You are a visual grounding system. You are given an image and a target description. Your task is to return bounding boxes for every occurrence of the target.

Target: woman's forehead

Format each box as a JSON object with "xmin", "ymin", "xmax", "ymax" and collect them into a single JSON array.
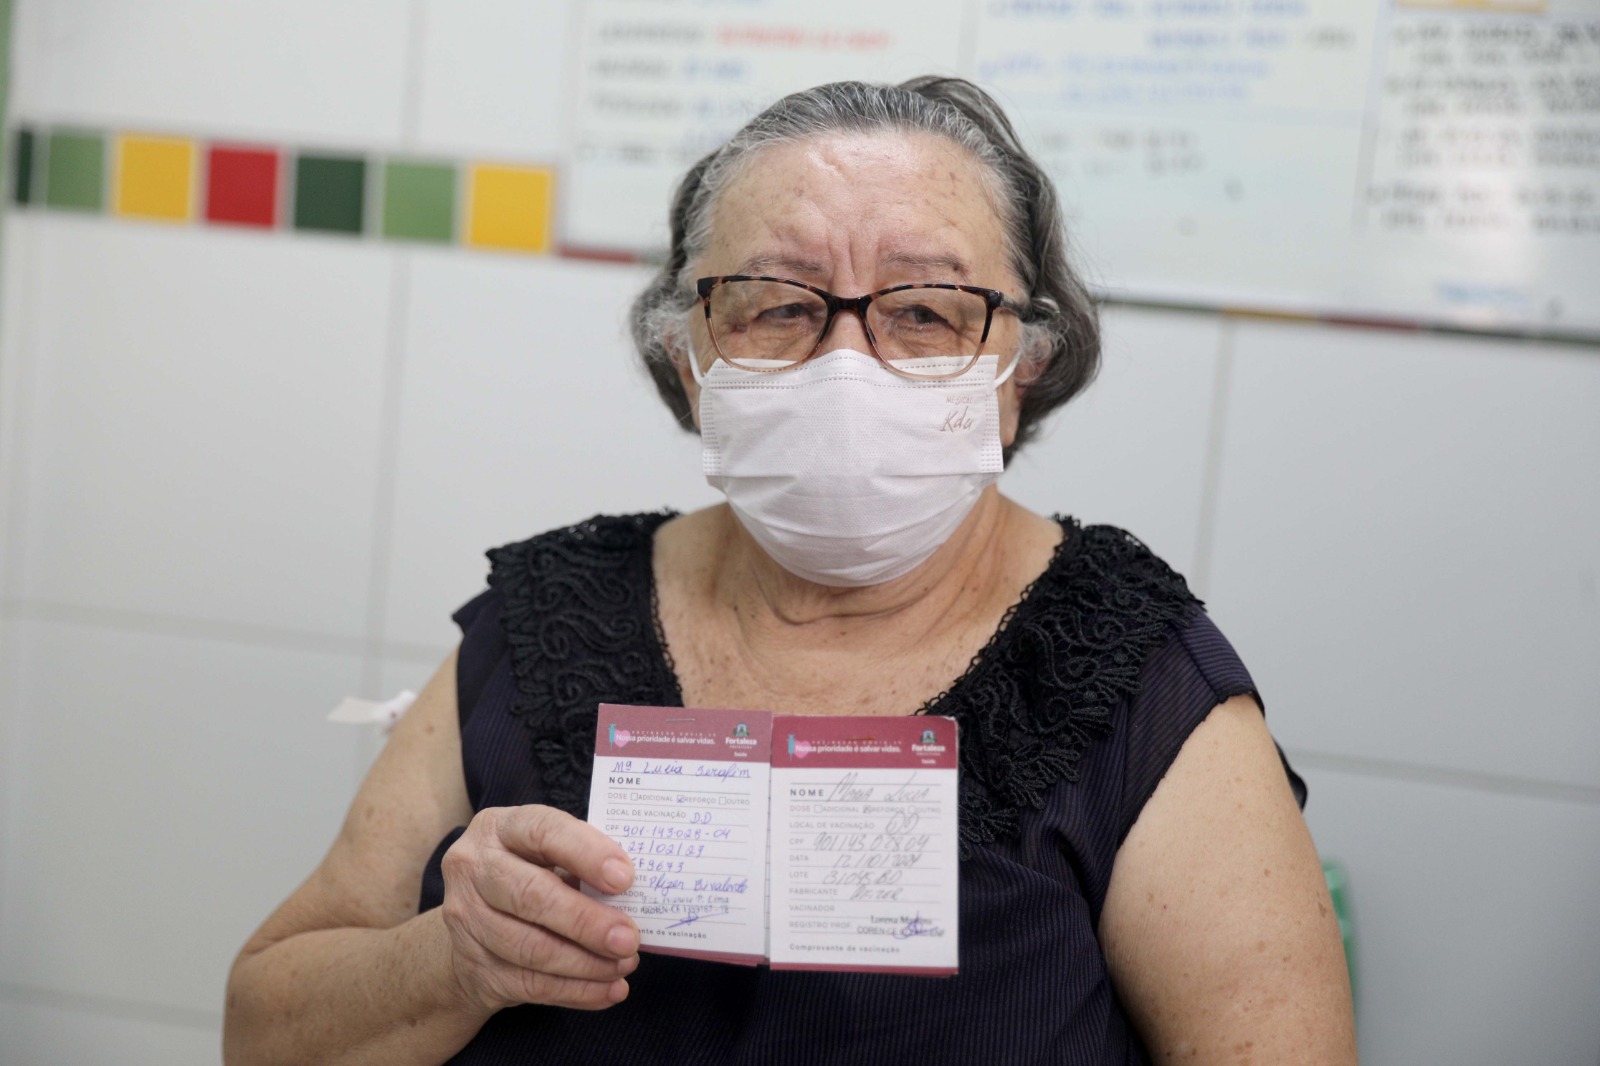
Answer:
[{"xmin": 705, "ymin": 132, "xmax": 1007, "ymax": 279}]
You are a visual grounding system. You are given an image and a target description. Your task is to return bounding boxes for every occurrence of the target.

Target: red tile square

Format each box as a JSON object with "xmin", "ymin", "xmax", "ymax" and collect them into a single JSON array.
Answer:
[{"xmin": 205, "ymin": 145, "xmax": 279, "ymax": 227}]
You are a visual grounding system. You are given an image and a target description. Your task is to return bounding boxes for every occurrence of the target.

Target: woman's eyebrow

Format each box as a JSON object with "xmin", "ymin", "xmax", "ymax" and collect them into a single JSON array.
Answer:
[
  {"xmin": 732, "ymin": 252, "xmax": 972, "ymax": 280},
  {"xmin": 882, "ymin": 251, "xmax": 971, "ymax": 278},
  {"xmin": 733, "ymin": 254, "xmax": 828, "ymax": 277}
]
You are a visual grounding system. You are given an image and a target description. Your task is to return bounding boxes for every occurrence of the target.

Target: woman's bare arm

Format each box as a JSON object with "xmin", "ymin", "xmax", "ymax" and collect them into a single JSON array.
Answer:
[
  {"xmin": 223, "ymin": 649, "xmax": 641, "ymax": 1066},
  {"xmin": 223, "ymin": 649, "xmax": 486, "ymax": 1064},
  {"xmin": 1100, "ymin": 695, "xmax": 1357, "ymax": 1065}
]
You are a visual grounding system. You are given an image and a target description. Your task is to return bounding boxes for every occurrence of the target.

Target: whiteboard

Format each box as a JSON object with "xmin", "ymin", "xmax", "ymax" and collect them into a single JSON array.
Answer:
[{"xmin": 561, "ymin": 0, "xmax": 1600, "ymax": 340}]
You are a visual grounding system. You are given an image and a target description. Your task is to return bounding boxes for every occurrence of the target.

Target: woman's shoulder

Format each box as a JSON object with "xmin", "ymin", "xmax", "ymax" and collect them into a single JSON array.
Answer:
[
  {"xmin": 941, "ymin": 515, "xmax": 1203, "ymax": 851},
  {"xmin": 482, "ymin": 511, "xmax": 679, "ymax": 590},
  {"xmin": 1023, "ymin": 516, "xmax": 1202, "ymax": 658},
  {"xmin": 1051, "ymin": 518, "xmax": 1194, "ymax": 599},
  {"xmin": 1034, "ymin": 517, "xmax": 1266, "ymax": 763},
  {"xmin": 450, "ymin": 512, "xmax": 679, "ymax": 706}
]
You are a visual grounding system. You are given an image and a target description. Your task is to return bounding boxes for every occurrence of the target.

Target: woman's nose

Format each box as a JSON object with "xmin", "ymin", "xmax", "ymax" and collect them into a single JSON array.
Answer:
[{"xmin": 816, "ymin": 307, "xmax": 874, "ymax": 357}]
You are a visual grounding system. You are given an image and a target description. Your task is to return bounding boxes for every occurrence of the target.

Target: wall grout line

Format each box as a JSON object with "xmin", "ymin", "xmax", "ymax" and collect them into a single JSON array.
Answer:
[
  {"xmin": 1286, "ymin": 749, "xmax": 1600, "ymax": 807},
  {"xmin": 957, "ymin": 0, "xmax": 982, "ymax": 75},
  {"xmin": 354, "ymin": 251, "xmax": 416, "ymax": 784},
  {"xmin": 1, "ymin": 212, "xmax": 41, "ymax": 600},
  {"xmin": 400, "ymin": 0, "xmax": 427, "ymax": 151},
  {"xmin": 359, "ymin": 254, "xmax": 413, "ymax": 701},
  {"xmin": 386, "ymin": 638, "xmax": 454, "ymax": 665},
  {"xmin": 0, "ymin": 597, "xmax": 451, "ymax": 665},
  {"xmin": 1189, "ymin": 316, "xmax": 1235, "ymax": 600},
  {"xmin": 0, "ymin": 981, "xmax": 221, "ymax": 1032},
  {"xmin": 0, "ymin": 0, "xmax": 30, "ymax": 953},
  {"xmin": 0, "ymin": 597, "xmax": 368, "ymax": 657}
]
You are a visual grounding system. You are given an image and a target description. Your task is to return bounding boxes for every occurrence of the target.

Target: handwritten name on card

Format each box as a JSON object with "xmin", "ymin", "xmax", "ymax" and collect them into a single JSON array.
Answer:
[
  {"xmin": 584, "ymin": 706, "xmax": 771, "ymax": 965},
  {"xmin": 768, "ymin": 715, "xmax": 959, "ymax": 975}
]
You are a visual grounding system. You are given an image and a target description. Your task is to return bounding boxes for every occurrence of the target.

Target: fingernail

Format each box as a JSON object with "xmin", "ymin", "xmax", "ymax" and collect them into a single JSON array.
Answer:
[
  {"xmin": 608, "ymin": 978, "xmax": 630, "ymax": 1004},
  {"xmin": 607, "ymin": 924, "xmax": 638, "ymax": 956},
  {"xmin": 602, "ymin": 857, "xmax": 632, "ymax": 892},
  {"xmin": 618, "ymin": 954, "xmax": 640, "ymax": 975}
]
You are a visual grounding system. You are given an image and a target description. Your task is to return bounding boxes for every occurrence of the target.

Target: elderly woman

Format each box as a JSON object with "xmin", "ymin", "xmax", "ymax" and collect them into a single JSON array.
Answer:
[{"xmin": 224, "ymin": 77, "xmax": 1355, "ymax": 1064}]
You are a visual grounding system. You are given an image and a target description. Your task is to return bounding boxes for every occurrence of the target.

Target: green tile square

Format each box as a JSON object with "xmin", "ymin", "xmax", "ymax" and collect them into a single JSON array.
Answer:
[
  {"xmin": 45, "ymin": 130, "xmax": 105, "ymax": 211},
  {"xmin": 382, "ymin": 160, "xmax": 455, "ymax": 243},
  {"xmin": 293, "ymin": 154, "xmax": 366, "ymax": 234},
  {"xmin": 12, "ymin": 128, "xmax": 35, "ymax": 205}
]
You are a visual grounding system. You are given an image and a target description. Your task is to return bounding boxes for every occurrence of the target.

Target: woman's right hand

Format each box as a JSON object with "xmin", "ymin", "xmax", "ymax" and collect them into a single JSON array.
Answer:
[{"xmin": 438, "ymin": 804, "xmax": 640, "ymax": 1012}]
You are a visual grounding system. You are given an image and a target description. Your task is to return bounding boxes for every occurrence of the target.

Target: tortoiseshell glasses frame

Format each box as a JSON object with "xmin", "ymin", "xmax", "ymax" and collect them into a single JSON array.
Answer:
[{"xmin": 694, "ymin": 274, "xmax": 1028, "ymax": 381}]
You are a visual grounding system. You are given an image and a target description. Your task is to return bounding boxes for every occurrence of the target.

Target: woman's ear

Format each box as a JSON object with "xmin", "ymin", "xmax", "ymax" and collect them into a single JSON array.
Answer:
[{"xmin": 1012, "ymin": 330, "xmax": 1051, "ymax": 390}]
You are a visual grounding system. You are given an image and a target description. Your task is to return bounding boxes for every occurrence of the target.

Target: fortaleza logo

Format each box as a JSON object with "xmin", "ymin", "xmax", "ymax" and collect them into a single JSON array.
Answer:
[
  {"xmin": 912, "ymin": 728, "xmax": 947, "ymax": 754},
  {"xmin": 786, "ymin": 735, "xmax": 915, "ymax": 758},
  {"xmin": 606, "ymin": 724, "xmax": 717, "ymax": 748},
  {"xmin": 725, "ymin": 722, "xmax": 758, "ymax": 749}
]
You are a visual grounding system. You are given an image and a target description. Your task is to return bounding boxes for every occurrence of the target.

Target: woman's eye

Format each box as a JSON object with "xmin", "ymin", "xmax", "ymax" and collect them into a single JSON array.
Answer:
[
  {"xmin": 755, "ymin": 303, "xmax": 817, "ymax": 324},
  {"xmin": 897, "ymin": 304, "xmax": 954, "ymax": 329}
]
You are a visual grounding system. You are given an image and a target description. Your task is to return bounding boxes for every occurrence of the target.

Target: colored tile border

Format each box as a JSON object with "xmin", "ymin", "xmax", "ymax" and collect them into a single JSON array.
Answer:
[
  {"xmin": 293, "ymin": 153, "xmax": 367, "ymax": 236},
  {"xmin": 44, "ymin": 128, "xmax": 105, "ymax": 211},
  {"xmin": 115, "ymin": 134, "xmax": 197, "ymax": 222},
  {"xmin": 206, "ymin": 144, "xmax": 280, "ymax": 228},
  {"xmin": 466, "ymin": 164, "xmax": 553, "ymax": 254},
  {"xmin": 382, "ymin": 159, "xmax": 456, "ymax": 243},
  {"xmin": 6, "ymin": 122, "xmax": 567, "ymax": 259},
  {"xmin": 11, "ymin": 126, "xmax": 34, "ymax": 205}
]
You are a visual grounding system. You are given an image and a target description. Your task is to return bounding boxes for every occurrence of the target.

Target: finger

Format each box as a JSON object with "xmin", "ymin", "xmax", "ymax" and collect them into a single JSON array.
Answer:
[
  {"xmin": 477, "ymin": 848, "xmax": 640, "ymax": 959},
  {"xmin": 512, "ymin": 970, "xmax": 631, "ymax": 1012},
  {"xmin": 472, "ymin": 902, "xmax": 641, "ymax": 982},
  {"xmin": 495, "ymin": 806, "xmax": 634, "ymax": 895}
]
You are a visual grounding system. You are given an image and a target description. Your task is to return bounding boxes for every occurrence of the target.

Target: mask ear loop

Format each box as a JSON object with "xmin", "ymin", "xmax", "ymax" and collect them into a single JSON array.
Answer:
[{"xmin": 992, "ymin": 354, "xmax": 1018, "ymax": 388}]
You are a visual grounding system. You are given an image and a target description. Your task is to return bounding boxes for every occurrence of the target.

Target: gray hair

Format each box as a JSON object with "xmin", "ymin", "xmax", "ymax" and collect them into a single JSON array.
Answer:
[{"xmin": 628, "ymin": 76, "xmax": 1100, "ymax": 458}]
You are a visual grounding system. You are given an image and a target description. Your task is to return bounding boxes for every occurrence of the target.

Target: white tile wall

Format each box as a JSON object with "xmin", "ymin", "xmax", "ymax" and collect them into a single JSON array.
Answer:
[
  {"xmin": 5, "ymin": 217, "xmax": 393, "ymax": 640},
  {"xmin": 10, "ymin": 0, "xmax": 410, "ymax": 145},
  {"xmin": 379, "ymin": 251, "xmax": 715, "ymax": 653},
  {"xmin": 0, "ymin": 998, "xmax": 219, "ymax": 1066},
  {"xmin": 414, "ymin": 0, "xmax": 578, "ymax": 159},
  {"xmin": 0, "ymin": 617, "xmax": 366, "ymax": 1014},
  {"xmin": 1208, "ymin": 320, "xmax": 1600, "ymax": 790},
  {"xmin": 0, "ymin": 214, "xmax": 41, "ymax": 593},
  {"xmin": 1004, "ymin": 304, "xmax": 1223, "ymax": 583},
  {"xmin": 1301, "ymin": 764, "xmax": 1600, "ymax": 1065}
]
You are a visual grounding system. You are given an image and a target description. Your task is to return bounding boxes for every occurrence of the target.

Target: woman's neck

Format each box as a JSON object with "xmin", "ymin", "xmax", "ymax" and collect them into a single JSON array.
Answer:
[{"xmin": 704, "ymin": 487, "xmax": 1053, "ymax": 646}]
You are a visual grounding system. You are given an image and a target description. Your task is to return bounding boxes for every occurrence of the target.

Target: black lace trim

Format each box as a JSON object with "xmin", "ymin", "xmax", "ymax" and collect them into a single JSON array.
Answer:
[
  {"xmin": 487, "ymin": 512, "xmax": 1198, "ymax": 857},
  {"xmin": 916, "ymin": 521, "xmax": 1200, "ymax": 854},
  {"xmin": 487, "ymin": 512, "xmax": 680, "ymax": 821}
]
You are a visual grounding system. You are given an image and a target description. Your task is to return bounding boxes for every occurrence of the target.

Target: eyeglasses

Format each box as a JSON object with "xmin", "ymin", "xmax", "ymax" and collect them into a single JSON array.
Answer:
[{"xmin": 693, "ymin": 275, "xmax": 1027, "ymax": 381}]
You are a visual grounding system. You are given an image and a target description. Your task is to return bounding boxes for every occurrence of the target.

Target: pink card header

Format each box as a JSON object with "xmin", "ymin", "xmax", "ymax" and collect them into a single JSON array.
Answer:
[
  {"xmin": 595, "ymin": 704, "xmax": 772, "ymax": 762},
  {"xmin": 770, "ymin": 715, "xmax": 958, "ymax": 770}
]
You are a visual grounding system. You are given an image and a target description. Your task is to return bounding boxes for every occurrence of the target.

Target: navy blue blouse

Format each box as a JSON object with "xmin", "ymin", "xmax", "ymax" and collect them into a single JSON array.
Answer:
[{"xmin": 419, "ymin": 513, "xmax": 1305, "ymax": 1065}]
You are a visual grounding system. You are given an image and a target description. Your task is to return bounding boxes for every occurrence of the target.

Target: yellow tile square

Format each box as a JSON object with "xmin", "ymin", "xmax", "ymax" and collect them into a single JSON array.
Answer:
[
  {"xmin": 116, "ymin": 135, "xmax": 196, "ymax": 221},
  {"xmin": 466, "ymin": 164, "xmax": 553, "ymax": 253}
]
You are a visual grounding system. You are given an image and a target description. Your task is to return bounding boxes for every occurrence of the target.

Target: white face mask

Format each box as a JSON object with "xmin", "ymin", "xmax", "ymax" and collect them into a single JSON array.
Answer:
[{"xmin": 697, "ymin": 349, "xmax": 1014, "ymax": 587}]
